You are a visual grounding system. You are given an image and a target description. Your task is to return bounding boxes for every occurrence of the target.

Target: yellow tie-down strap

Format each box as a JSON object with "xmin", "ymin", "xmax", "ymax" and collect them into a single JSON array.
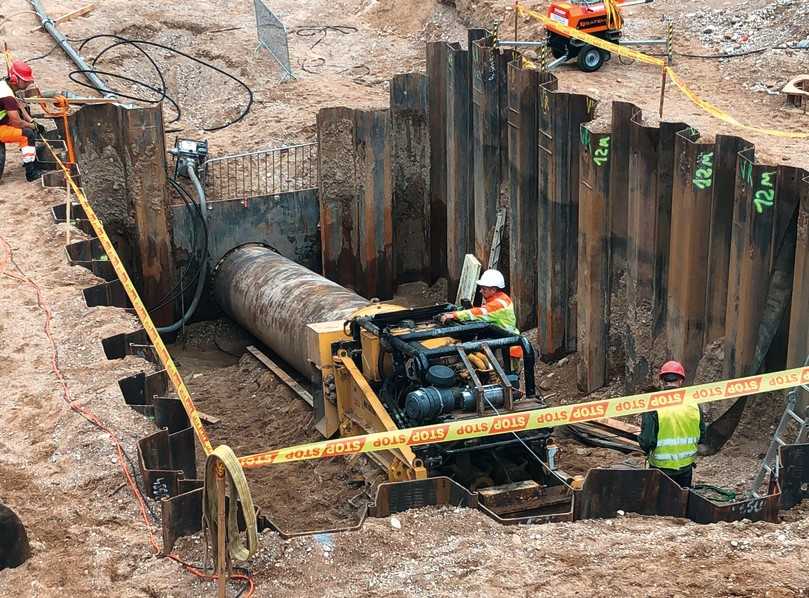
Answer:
[
  {"xmin": 516, "ymin": 5, "xmax": 809, "ymax": 139},
  {"xmin": 237, "ymin": 366, "xmax": 809, "ymax": 469},
  {"xmin": 44, "ymin": 139, "xmax": 214, "ymax": 456}
]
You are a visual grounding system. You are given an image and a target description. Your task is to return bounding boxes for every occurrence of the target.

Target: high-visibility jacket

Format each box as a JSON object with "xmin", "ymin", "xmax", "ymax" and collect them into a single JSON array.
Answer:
[
  {"xmin": 452, "ymin": 291, "xmax": 523, "ymax": 358},
  {"xmin": 0, "ymin": 80, "xmax": 15, "ymax": 123},
  {"xmin": 647, "ymin": 402, "xmax": 701, "ymax": 470}
]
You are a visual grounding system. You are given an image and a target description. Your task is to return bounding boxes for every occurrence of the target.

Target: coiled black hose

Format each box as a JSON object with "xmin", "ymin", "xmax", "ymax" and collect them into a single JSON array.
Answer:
[{"xmin": 61, "ymin": 34, "xmax": 253, "ymax": 131}]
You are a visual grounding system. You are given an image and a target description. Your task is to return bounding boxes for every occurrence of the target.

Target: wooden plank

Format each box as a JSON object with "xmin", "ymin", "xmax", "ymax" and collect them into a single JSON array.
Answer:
[
  {"xmin": 507, "ymin": 62, "xmax": 539, "ymax": 331},
  {"xmin": 197, "ymin": 411, "xmax": 221, "ymax": 425},
  {"xmin": 704, "ymin": 135, "xmax": 749, "ymax": 343},
  {"xmin": 445, "ymin": 42, "xmax": 475, "ymax": 301},
  {"xmin": 666, "ymin": 129, "xmax": 715, "ymax": 381},
  {"xmin": 29, "ymin": 3, "xmax": 96, "ymax": 33},
  {"xmin": 593, "ymin": 417, "xmax": 641, "ymax": 437},
  {"xmin": 390, "ymin": 73, "xmax": 430, "ymax": 284},
  {"xmin": 456, "ymin": 254, "xmax": 482, "ymax": 306},
  {"xmin": 624, "ymin": 114, "xmax": 660, "ymax": 390},
  {"xmin": 427, "ymin": 42, "xmax": 449, "ymax": 283},
  {"xmin": 246, "ymin": 345, "xmax": 314, "ymax": 407},
  {"xmin": 577, "ymin": 125, "xmax": 611, "ymax": 392}
]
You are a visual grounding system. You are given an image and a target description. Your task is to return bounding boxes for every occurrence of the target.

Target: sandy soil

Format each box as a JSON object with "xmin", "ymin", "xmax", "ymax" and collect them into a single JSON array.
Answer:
[
  {"xmin": 171, "ymin": 321, "xmax": 382, "ymax": 534},
  {"xmin": 0, "ymin": 0, "xmax": 807, "ymax": 596}
]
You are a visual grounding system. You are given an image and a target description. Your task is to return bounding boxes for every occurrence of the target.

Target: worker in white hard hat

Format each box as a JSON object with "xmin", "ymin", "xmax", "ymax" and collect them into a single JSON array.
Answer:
[{"xmin": 440, "ymin": 269, "xmax": 523, "ymax": 364}]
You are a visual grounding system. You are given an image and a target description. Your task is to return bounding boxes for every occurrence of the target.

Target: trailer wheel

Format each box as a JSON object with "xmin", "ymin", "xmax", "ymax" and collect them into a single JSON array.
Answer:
[
  {"xmin": 577, "ymin": 45, "xmax": 606, "ymax": 72},
  {"xmin": 0, "ymin": 144, "xmax": 6, "ymax": 180}
]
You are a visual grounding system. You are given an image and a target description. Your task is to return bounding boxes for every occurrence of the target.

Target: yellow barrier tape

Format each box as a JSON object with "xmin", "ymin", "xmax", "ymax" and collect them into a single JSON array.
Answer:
[
  {"xmin": 516, "ymin": 4, "xmax": 664, "ymax": 67},
  {"xmin": 665, "ymin": 67, "xmax": 809, "ymax": 139},
  {"xmin": 238, "ymin": 366, "xmax": 809, "ymax": 469},
  {"xmin": 44, "ymin": 140, "xmax": 214, "ymax": 455},
  {"xmin": 516, "ymin": 4, "xmax": 809, "ymax": 139}
]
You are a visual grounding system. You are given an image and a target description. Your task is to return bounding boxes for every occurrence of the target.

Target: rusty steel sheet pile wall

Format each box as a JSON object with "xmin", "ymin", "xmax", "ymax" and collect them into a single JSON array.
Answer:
[
  {"xmin": 318, "ymin": 107, "xmax": 393, "ymax": 300},
  {"xmin": 704, "ymin": 135, "xmax": 751, "ymax": 344},
  {"xmin": 577, "ymin": 124, "xmax": 612, "ymax": 392},
  {"xmin": 506, "ymin": 62, "xmax": 539, "ymax": 331},
  {"xmin": 426, "ymin": 41, "xmax": 449, "ymax": 283},
  {"xmin": 723, "ymin": 150, "xmax": 800, "ymax": 379},
  {"xmin": 317, "ymin": 32, "xmax": 808, "ymax": 399},
  {"xmin": 666, "ymin": 128, "xmax": 716, "ymax": 380},
  {"xmin": 69, "ymin": 103, "xmax": 176, "ymax": 326},
  {"xmin": 445, "ymin": 41, "xmax": 475, "ymax": 301},
  {"xmin": 471, "ymin": 37, "xmax": 514, "ymax": 268},
  {"xmin": 391, "ymin": 73, "xmax": 430, "ymax": 283},
  {"xmin": 624, "ymin": 111, "xmax": 662, "ymax": 390},
  {"xmin": 534, "ymin": 74, "xmax": 596, "ymax": 359},
  {"xmin": 787, "ymin": 175, "xmax": 809, "ymax": 392}
]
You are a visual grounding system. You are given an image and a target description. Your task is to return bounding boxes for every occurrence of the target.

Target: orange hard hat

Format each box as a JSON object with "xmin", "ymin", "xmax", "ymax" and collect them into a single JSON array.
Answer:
[
  {"xmin": 9, "ymin": 60, "xmax": 34, "ymax": 83},
  {"xmin": 660, "ymin": 360, "xmax": 685, "ymax": 379}
]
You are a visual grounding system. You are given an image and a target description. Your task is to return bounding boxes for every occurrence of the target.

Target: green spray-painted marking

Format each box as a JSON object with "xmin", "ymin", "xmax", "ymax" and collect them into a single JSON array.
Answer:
[
  {"xmin": 753, "ymin": 171, "xmax": 777, "ymax": 214},
  {"xmin": 692, "ymin": 151, "xmax": 714, "ymax": 190},
  {"xmin": 592, "ymin": 136, "xmax": 610, "ymax": 167},
  {"xmin": 580, "ymin": 127, "xmax": 591, "ymax": 150},
  {"xmin": 739, "ymin": 160, "xmax": 753, "ymax": 186}
]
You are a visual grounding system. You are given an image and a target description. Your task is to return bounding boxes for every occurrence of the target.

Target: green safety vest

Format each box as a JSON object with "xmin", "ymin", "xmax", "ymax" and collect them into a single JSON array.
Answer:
[
  {"xmin": 0, "ymin": 80, "xmax": 15, "ymax": 122},
  {"xmin": 454, "ymin": 291, "xmax": 519, "ymax": 334},
  {"xmin": 648, "ymin": 402, "xmax": 700, "ymax": 470}
]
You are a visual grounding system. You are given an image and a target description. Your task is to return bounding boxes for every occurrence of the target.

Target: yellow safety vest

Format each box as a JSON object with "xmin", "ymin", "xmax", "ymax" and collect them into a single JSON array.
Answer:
[{"xmin": 648, "ymin": 402, "xmax": 700, "ymax": 470}]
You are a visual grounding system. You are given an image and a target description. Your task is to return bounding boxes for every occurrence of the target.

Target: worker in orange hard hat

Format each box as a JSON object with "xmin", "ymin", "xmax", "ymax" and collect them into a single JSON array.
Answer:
[
  {"xmin": 638, "ymin": 360, "xmax": 705, "ymax": 488},
  {"xmin": 1, "ymin": 59, "xmax": 44, "ymax": 181}
]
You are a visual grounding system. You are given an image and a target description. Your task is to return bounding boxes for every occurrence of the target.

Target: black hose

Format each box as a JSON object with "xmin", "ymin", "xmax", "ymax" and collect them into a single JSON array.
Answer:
[
  {"xmin": 147, "ymin": 179, "xmax": 208, "ymax": 314},
  {"xmin": 292, "ymin": 25, "xmax": 358, "ymax": 50},
  {"xmin": 75, "ymin": 34, "xmax": 253, "ymax": 131},
  {"xmin": 68, "ymin": 69, "xmax": 182, "ymax": 121}
]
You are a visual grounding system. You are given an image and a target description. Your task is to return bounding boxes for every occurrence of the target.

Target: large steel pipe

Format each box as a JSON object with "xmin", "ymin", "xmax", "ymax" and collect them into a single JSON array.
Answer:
[{"xmin": 214, "ymin": 245, "xmax": 368, "ymax": 377}]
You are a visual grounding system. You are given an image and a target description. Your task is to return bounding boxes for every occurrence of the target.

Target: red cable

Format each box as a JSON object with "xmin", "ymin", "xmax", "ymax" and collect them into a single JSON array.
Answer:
[{"xmin": 0, "ymin": 236, "xmax": 254, "ymax": 596}]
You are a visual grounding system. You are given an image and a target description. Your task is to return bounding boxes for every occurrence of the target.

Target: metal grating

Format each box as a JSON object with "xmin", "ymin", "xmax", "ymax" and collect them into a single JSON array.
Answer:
[{"xmin": 203, "ymin": 143, "xmax": 318, "ymax": 202}]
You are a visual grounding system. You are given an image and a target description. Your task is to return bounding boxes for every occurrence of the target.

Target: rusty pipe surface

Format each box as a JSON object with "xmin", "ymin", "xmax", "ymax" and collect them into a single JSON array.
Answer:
[{"xmin": 214, "ymin": 245, "xmax": 368, "ymax": 377}]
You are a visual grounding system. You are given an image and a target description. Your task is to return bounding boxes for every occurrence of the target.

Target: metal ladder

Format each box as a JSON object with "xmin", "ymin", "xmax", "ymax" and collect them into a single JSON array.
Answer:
[{"xmin": 751, "ymin": 386, "xmax": 809, "ymax": 497}]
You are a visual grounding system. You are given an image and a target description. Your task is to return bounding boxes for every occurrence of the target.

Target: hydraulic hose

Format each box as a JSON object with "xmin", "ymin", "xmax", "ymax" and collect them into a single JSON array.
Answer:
[
  {"xmin": 157, "ymin": 165, "xmax": 208, "ymax": 333},
  {"xmin": 28, "ymin": 0, "xmax": 116, "ymax": 98}
]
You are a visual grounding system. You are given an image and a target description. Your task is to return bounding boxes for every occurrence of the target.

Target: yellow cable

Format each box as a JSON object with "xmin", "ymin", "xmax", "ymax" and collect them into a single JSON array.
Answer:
[{"xmin": 516, "ymin": 4, "xmax": 809, "ymax": 139}]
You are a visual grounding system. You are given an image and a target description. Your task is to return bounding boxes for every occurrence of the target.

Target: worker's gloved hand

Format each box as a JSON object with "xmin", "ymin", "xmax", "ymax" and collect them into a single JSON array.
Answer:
[
  {"xmin": 439, "ymin": 313, "xmax": 456, "ymax": 325},
  {"xmin": 696, "ymin": 443, "xmax": 714, "ymax": 457},
  {"xmin": 34, "ymin": 122, "xmax": 48, "ymax": 138}
]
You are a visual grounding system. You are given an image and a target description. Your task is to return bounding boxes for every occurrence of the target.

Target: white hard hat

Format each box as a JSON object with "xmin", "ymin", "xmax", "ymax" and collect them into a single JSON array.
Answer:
[{"xmin": 476, "ymin": 269, "xmax": 505, "ymax": 289}]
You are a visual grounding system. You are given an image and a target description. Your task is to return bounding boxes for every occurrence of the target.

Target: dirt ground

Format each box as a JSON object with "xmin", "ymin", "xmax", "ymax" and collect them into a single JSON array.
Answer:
[{"xmin": 1, "ymin": 0, "xmax": 808, "ymax": 596}]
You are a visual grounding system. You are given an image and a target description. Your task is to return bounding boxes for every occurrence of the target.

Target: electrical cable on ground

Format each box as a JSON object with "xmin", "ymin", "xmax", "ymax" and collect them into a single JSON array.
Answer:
[
  {"xmin": 0, "ymin": 234, "xmax": 254, "ymax": 597},
  {"xmin": 74, "ymin": 34, "xmax": 254, "ymax": 131},
  {"xmin": 292, "ymin": 25, "xmax": 358, "ymax": 50}
]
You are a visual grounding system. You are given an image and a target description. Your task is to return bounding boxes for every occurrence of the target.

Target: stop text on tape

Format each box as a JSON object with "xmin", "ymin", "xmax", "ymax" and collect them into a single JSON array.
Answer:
[{"xmin": 237, "ymin": 366, "xmax": 809, "ymax": 469}]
